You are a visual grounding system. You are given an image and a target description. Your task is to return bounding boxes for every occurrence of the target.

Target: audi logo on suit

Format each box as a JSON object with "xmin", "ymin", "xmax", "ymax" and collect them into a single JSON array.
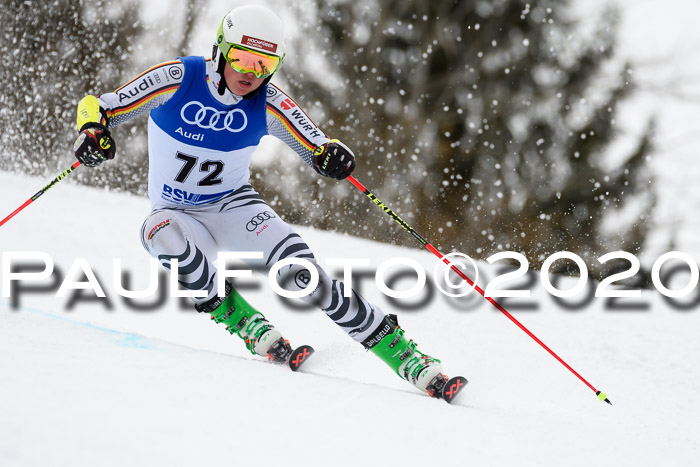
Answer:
[
  {"xmin": 180, "ymin": 101, "xmax": 248, "ymax": 132},
  {"xmin": 246, "ymin": 211, "xmax": 276, "ymax": 231}
]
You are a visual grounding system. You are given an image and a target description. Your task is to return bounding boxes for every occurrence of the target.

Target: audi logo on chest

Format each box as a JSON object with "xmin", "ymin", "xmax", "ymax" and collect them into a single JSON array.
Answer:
[
  {"xmin": 180, "ymin": 101, "xmax": 248, "ymax": 132},
  {"xmin": 246, "ymin": 211, "xmax": 276, "ymax": 231}
]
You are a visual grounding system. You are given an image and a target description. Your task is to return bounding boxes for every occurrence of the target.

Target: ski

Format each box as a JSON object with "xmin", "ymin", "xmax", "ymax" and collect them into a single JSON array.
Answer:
[
  {"xmin": 441, "ymin": 376, "xmax": 468, "ymax": 403},
  {"xmin": 288, "ymin": 344, "xmax": 314, "ymax": 372},
  {"xmin": 265, "ymin": 337, "xmax": 314, "ymax": 371},
  {"xmin": 426, "ymin": 374, "xmax": 469, "ymax": 404}
]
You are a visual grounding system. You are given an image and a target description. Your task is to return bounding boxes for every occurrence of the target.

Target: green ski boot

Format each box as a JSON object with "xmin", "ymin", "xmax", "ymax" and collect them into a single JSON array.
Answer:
[
  {"xmin": 195, "ymin": 282, "xmax": 286, "ymax": 360},
  {"xmin": 363, "ymin": 314, "xmax": 446, "ymax": 396}
]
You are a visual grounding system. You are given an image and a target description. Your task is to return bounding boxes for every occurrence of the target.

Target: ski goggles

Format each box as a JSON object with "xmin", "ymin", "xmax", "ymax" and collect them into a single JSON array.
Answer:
[{"xmin": 222, "ymin": 44, "xmax": 282, "ymax": 78}]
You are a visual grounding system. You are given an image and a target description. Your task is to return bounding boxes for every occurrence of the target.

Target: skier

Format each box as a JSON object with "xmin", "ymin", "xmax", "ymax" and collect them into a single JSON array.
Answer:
[{"xmin": 73, "ymin": 5, "xmax": 456, "ymax": 398}]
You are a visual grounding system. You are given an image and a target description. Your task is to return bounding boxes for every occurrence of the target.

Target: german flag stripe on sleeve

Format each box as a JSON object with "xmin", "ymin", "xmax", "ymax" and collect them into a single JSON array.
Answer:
[
  {"xmin": 273, "ymin": 86, "xmax": 322, "ymax": 129},
  {"xmin": 107, "ymin": 84, "xmax": 180, "ymax": 119},
  {"xmin": 114, "ymin": 60, "xmax": 181, "ymax": 92},
  {"xmin": 266, "ymin": 86, "xmax": 327, "ymax": 151},
  {"xmin": 266, "ymin": 104, "xmax": 316, "ymax": 151}
]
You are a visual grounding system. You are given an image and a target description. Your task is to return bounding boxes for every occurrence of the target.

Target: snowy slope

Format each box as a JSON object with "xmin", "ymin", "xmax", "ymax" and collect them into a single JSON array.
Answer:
[{"xmin": 1, "ymin": 170, "xmax": 699, "ymax": 467}]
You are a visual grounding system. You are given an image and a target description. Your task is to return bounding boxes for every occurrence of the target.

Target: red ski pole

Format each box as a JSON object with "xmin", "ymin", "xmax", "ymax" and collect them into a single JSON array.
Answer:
[
  {"xmin": 0, "ymin": 161, "xmax": 81, "ymax": 228},
  {"xmin": 346, "ymin": 175, "xmax": 612, "ymax": 405}
]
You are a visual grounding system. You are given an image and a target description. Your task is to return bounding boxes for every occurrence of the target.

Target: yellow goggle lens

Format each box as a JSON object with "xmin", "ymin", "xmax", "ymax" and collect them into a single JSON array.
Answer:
[{"xmin": 225, "ymin": 46, "xmax": 281, "ymax": 78}]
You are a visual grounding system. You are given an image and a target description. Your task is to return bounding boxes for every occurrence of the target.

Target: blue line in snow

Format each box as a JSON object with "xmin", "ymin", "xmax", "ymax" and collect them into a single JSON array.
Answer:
[{"xmin": 0, "ymin": 301, "xmax": 156, "ymax": 350}]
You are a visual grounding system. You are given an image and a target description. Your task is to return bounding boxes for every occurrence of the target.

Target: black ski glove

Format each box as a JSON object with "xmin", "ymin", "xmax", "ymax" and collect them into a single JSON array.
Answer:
[
  {"xmin": 73, "ymin": 122, "xmax": 116, "ymax": 167},
  {"xmin": 313, "ymin": 139, "xmax": 356, "ymax": 180}
]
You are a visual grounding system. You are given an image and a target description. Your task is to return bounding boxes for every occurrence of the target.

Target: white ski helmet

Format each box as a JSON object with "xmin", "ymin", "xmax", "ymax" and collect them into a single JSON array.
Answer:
[{"xmin": 213, "ymin": 5, "xmax": 286, "ymax": 79}]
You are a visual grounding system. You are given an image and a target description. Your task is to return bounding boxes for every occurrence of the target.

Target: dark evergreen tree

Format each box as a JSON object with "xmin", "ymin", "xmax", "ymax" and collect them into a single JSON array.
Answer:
[
  {"xmin": 0, "ymin": 0, "xmax": 655, "ymax": 278},
  {"xmin": 262, "ymin": 0, "xmax": 654, "ymax": 277},
  {"xmin": 0, "ymin": 0, "xmax": 146, "ymax": 192}
]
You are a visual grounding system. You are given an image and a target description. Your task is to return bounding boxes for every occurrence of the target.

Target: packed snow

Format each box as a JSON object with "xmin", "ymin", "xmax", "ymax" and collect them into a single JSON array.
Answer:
[{"xmin": 1, "ymin": 171, "xmax": 698, "ymax": 466}]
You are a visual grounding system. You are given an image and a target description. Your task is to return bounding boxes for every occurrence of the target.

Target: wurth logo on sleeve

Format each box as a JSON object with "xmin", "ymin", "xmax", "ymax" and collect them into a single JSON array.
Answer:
[
  {"xmin": 280, "ymin": 99, "xmax": 296, "ymax": 111},
  {"xmin": 289, "ymin": 108, "xmax": 322, "ymax": 139}
]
